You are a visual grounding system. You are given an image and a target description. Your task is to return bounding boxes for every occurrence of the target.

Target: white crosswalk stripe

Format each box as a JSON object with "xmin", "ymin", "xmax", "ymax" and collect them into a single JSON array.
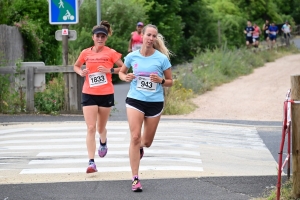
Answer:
[
  {"xmin": 0, "ymin": 122, "xmax": 203, "ymax": 174},
  {"xmin": 0, "ymin": 121, "xmax": 277, "ymax": 180}
]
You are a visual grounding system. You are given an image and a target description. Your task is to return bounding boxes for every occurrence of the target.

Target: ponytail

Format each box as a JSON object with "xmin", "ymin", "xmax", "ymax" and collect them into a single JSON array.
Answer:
[{"xmin": 142, "ymin": 24, "xmax": 173, "ymax": 60}]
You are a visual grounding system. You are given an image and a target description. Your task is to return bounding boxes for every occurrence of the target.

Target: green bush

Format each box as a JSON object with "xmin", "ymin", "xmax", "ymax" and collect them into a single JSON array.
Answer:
[
  {"xmin": 34, "ymin": 74, "xmax": 65, "ymax": 115},
  {"xmin": 0, "ymin": 59, "xmax": 26, "ymax": 114},
  {"xmin": 163, "ymin": 80, "xmax": 196, "ymax": 115}
]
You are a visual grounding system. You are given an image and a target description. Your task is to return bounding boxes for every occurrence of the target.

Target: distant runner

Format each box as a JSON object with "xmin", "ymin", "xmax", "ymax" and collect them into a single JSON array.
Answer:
[
  {"xmin": 244, "ymin": 21, "xmax": 254, "ymax": 48},
  {"xmin": 128, "ymin": 22, "xmax": 144, "ymax": 52},
  {"xmin": 268, "ymin": 22, "xmax": 278, "ymax": 48},
  {"xmin": 252, "ymin": 23, "xmax": 261, "ymax": 48}
]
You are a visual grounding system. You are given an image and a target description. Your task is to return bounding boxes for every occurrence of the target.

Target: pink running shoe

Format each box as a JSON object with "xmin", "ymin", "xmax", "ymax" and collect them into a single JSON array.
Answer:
[
  {"xmin": 86, "ymin": 163, "xmax": 97, "ymax": 173},
  {"xmin": 132, "ymin": 177, "xmax": 143, "ymax": 192},
  {"xmin": 98, "ymin": 139, "xmax": 108, "ymax": 158}
]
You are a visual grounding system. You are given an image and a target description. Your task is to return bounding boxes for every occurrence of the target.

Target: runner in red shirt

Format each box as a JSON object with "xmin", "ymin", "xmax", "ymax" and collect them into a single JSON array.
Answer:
[
  {"xmin": 73, "ymin": 20, "xmax": 123, "ymax": 173},
  {"xmin": 128, "ymin": 22, "xmax": 144, "ymax": 52},
  {"xmin": 252, "ymin": 23, "xmax": 261, "ymax": 48}
]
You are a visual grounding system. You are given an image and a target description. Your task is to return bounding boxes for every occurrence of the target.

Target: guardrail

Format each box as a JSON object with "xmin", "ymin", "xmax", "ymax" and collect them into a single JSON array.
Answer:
[{"xmin": 0, "ymin": 65, "xmax": 83, "ymax": 113}]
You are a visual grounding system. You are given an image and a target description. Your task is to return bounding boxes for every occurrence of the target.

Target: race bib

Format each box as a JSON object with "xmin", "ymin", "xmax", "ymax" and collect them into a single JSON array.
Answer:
[
  {"xmin": 136, "ymin": 76, "xmax": 157, "ymax": 92},
  {"xmin": 247, "ymin": 32, "xmax": 251, "ymax": 37},
  {"xmin": 253, "ymin": 38, "xmax": 256, "ymax": 42},
  {"xmin": 271, "ymin": 32, "xmax": 276, "ymax": 36},
  {"xmin": 88, "ymin": 72, "xmax": 107, "ymax": 87},
  {"xmin": 266, "ymin": 30, "xmax": 269, "ymax": 34}
]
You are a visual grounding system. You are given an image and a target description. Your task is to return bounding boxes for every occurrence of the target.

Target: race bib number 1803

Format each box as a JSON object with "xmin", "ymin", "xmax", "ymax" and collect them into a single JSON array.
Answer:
[
  {"xmin": 88, "ymin": 72, "xmax": 108, "ymax": 87},
  {"xmin": 136, "ymin": 76, "xmax": 157, "ymax": 92}
]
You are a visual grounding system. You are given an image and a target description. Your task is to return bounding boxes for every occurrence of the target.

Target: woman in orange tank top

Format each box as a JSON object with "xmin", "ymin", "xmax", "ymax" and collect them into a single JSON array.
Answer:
[{"xmin": 73, "ymin": 20, "xmax": 123, "ymax": 173}]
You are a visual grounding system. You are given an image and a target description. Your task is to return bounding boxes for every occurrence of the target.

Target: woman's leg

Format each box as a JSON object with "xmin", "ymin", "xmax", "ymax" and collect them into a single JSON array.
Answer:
[
  {"xmin": 83, "ymin": 105, "xmax": 98, "ymax": 161},
  {"xmin": 127, "ymin": 107, "xmax": 144, "ymax": 177},
  {"xmin": 96, "ymin": 106, "xmax": 111, "ymax": 157},
  {"xmin": 141, "ymin": 115, "xmax": 161, "ymax": 148},
  {"xmin": 97, "ymin": 107, "xmax": 111, "ymax": 143}
]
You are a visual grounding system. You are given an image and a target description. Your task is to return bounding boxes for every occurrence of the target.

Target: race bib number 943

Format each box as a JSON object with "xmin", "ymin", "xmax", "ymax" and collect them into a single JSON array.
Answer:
[
  {"xmin": 136, "ymin": 76, "xmax": 157, "ymax": 92},
  {"xmin": 89, "ymin": 72, "xmax": 108, "ymax": 87}
]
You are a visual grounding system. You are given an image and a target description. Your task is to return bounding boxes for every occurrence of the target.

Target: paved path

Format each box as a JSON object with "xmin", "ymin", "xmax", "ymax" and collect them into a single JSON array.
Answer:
[
  {"xmin": 0, "ymin": 120, "xmax": 281, "ymax": 200},
  {"xmin": 0, "ymin": 120, "xmax": 278, "ymax": 185}
]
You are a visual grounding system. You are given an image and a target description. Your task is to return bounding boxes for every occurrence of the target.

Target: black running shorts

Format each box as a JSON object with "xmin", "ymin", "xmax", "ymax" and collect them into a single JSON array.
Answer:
[
  {"xmin": 81, "ymin": 93, "xmax": 114, "ymax": 107},
  {"xmin": 125, "ymin": 97, "xmax": 164, "ymax": 118},
  {"xmin": 246, "ymin": 37, "xmax": 253, "ymax": 44}
]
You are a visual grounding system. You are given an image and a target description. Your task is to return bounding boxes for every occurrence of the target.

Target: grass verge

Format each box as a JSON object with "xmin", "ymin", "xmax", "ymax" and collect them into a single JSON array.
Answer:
[
  {"xmin": 163, "ymin": 44, "xmax": 300, "ymax": 115},
  {"xmin": 254, "ymin": 179, "xmax": 298, "ymax": 200}
]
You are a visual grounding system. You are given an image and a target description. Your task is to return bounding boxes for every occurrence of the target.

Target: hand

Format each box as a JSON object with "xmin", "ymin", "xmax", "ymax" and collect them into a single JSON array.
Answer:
[
  {"xmin": 80, "ymin": 69, "xmax": 89, "ymax": 77},
  {"xmin": 149, "ymin": 73, "xmax": 162, "ymax": 83},
  {"xmin": 98, "ymin": 66, "xmax": 110, "ymax": 73},
  {"xmin": 125, "ymin": 73, "xmax": 135, "ymax": 82}
]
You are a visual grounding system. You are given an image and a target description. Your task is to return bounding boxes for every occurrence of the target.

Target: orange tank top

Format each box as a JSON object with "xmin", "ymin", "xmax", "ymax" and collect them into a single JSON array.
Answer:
[{"xmin": 76, "ymin": 46, "xmax": 121, "ymax": 95}]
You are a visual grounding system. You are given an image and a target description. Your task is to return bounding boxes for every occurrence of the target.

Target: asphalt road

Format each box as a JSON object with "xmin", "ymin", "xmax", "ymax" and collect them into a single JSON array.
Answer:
[
  {"xmin": 0, "ymin": 176, "xmax": 286, "ymax": 200},
  {"xmin": 0, "ymin": 98, "xmax": 286, "ymax": 200}
]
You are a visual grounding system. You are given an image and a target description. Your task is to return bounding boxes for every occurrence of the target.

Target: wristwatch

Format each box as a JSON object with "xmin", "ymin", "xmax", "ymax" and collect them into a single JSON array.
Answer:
[
  {"xmin": 161, "ymin": 79, "xmax": 165, "ymax": 84},
  {"xmin": 110, "ymin": 68, "xmax": 114, "ymax": 74}
]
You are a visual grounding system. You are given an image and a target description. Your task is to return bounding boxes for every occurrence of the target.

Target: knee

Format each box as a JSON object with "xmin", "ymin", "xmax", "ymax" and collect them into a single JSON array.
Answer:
[
  {"xmin": 131, "ymin": 133, "xmax": 141, "ymax": 145},
  {"xmin": 143, "ymin": 141, "xmax": 152, "ymax": 148},
  {"xmin": 87, "ymin": 125, "xmax": 96, "ymax": 134}
]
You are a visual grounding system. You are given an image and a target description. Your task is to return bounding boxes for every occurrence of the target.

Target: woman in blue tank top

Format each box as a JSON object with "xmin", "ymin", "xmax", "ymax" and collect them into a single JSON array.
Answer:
[{"xmin": 119, "ymin": 24, "xmax": 173, "ymax": 192}]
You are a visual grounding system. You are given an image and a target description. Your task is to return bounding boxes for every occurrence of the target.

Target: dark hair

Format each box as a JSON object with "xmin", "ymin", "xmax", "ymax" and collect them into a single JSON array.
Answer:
[{"xmin": 92, "ymin": 20, "xmax": 113, "ymax": 36}]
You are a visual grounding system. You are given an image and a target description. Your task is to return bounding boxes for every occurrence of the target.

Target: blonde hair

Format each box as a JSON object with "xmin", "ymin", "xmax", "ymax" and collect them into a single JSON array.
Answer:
[
  {"xmin": 142, "ymin": 24, "xmax": 173, "ymax": 60},
  {"xmin": 92, "ymin": 20, "xmax": 113, "ymax": 36}
]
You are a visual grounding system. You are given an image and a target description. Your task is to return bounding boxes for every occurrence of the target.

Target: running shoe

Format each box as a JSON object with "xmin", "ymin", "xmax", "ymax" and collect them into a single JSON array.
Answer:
[
  {"xmin": 132, "ymin": 177, "xmax": 143, "ymax": 192},
  {"xmin": 140, "ymin": 147, "xmax": 144, "ymax": 160},
  {"xmin": 98, "ymin": 139, "xmax": 108, "ymax": 158},
  {"xmin": 86, "ymin": 163, "xmax": 97, "ymax": 173}
]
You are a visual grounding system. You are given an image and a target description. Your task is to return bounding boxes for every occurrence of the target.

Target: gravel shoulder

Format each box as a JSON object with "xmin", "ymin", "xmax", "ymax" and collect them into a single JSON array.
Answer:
[{"xmin": 163, "ymin": 54, "xmax": 300, "ymax": 121}]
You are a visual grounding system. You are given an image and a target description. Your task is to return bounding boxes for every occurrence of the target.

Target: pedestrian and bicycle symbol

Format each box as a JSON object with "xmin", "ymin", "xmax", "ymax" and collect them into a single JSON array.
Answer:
[
  {"xmin": 49, "ymin": 0, "xmax": 78, "ymax": 24},
  {"xmin": 63, "ymin": 10, "xmax": 75, "ymax": 21}
]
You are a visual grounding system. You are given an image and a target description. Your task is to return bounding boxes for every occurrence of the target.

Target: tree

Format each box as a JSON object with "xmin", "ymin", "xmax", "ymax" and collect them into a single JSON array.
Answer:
[
  {"xmin": 291, "ymin": 0, "xmax": 300, "ymax": 24},
  {"xmin": 144, "ymin": 0, "xmax": 183, "ymax": 63},
  {"xmin": 2, "ymin": 0, "xmax": 61, "ymax": 64},
  {"xmin": 179, "ymin": 0, "xmax": 218, "ymax": 60},
  {"xmin": 209, "ymin": 0, "xmax": 246, "ymax": 47}
]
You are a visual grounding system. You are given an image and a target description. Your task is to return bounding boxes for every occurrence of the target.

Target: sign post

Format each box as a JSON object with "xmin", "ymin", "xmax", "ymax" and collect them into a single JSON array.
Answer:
[{"xmin": 49, "ymin": 0, "xmax": 79, "ymax": 111}]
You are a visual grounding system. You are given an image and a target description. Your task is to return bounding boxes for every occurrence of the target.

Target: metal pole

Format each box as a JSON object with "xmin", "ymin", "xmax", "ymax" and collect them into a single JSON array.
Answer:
[
  {"xmin": 97, "ymin": 0, "xmax": 101, "ymax": 25},
  {"xmin": 62, "ymin": 24, "xmax": 70, "ymax": 111}
]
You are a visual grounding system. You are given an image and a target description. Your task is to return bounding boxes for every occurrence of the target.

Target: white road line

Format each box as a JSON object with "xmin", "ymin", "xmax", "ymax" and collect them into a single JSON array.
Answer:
[
  {"xmin": 0, "ymin": 126, "xmax": 129, "ymax": 134},
  {"xmin": 36, "ymin": 149, "xmax": 200, "ymax": 157},
  {"xmin": 0, "ymin": 131, "xmax": 127, "ymax": 138},
  {"xmin": 20, "ymin": 166, "xmax": 203, "ymax": 174},
  {"xmin": 0, "ymin": 142, "xmax": 200, "ymax": 150},
  {"xmin": 28, "ymin": 157, "xmax": 202, "ymax": 164},
  {"xmin": 0, "ymin": 138, "xmax": 124, "ymax": 144}
]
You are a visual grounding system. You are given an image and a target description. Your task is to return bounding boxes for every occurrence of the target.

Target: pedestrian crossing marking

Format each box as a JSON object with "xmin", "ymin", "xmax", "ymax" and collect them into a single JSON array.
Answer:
[
  {"xmin": 0, "ymin": 121, "xmax": 275, "ymax": 178},
  {"xmin": 20, "ymin": 166, "xmax": 204, "ymax": 174}
]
